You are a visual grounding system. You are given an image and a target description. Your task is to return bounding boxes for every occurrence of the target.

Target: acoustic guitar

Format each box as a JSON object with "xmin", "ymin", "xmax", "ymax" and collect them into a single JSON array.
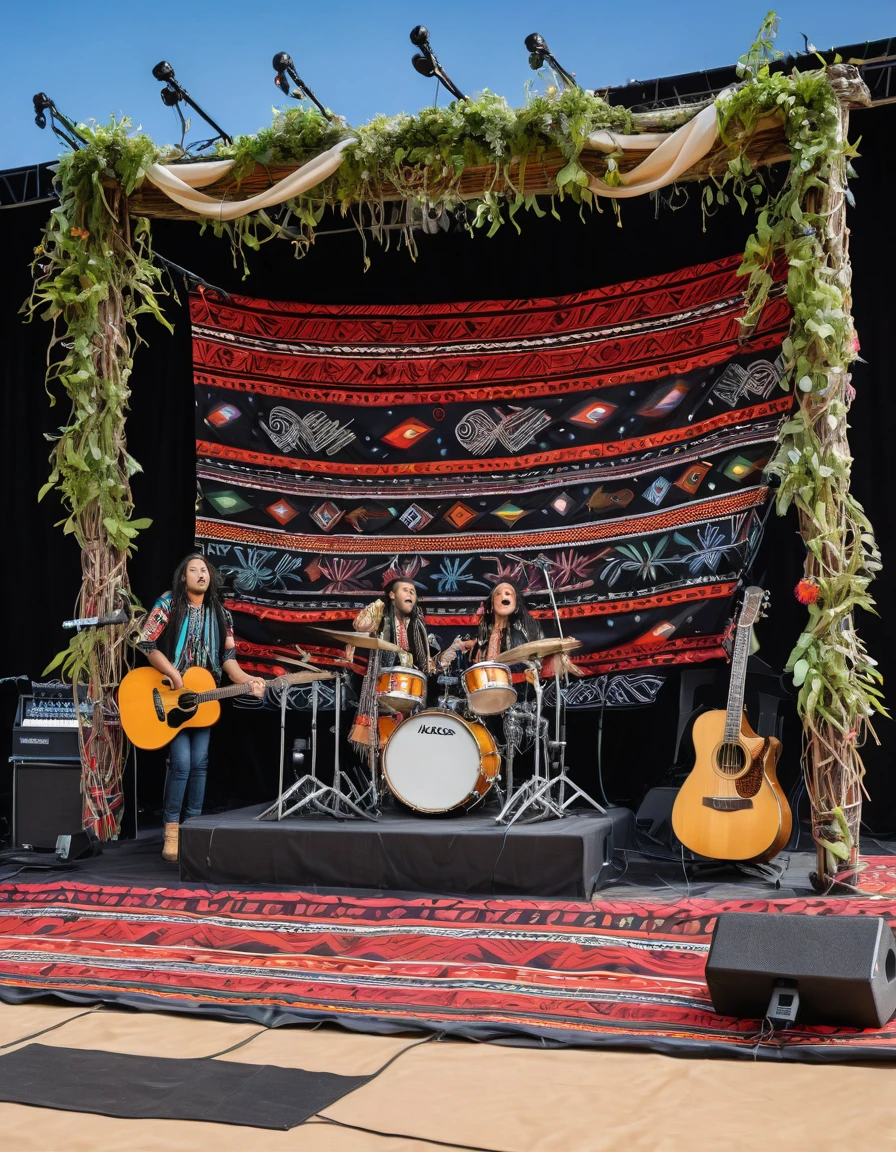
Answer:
[
  {"xmin": 118, "ymin": 665, "xmax": 331, "ymax": 751},
  {"xmin": 671, "ymin": 587, "xmax": 791, "ymax": 862}
]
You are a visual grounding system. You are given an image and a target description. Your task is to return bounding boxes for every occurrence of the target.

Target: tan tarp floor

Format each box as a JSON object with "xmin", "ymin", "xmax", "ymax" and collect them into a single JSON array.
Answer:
[{"xmin": 0, "ymin": 1001, "xmax": 894, "ymax": 1150}]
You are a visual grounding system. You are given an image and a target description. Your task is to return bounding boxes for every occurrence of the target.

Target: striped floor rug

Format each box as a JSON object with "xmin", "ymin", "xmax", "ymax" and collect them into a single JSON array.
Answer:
[{"xmin": 2, "ymin": 875, "xmax": 896, "ymax": 1060}]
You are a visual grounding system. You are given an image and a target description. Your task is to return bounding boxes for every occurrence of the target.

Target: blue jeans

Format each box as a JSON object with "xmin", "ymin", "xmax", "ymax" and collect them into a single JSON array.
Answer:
[{"xmin": 163, "ymin": 727, "xmax": 211, "ymax": 823}]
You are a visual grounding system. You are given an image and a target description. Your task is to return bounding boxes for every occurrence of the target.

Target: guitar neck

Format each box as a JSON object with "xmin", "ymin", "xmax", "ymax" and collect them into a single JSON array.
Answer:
[
  {"xmin": 191, "ymin": 669, "xmax": 313, "ymax": 705},
  {"xmin": 193, "ymin": 681, "xmax": 254, "ymax": 705},
  {"xmin": 723, "ymin": 621, "xmax": 753, "ymax": 742}
]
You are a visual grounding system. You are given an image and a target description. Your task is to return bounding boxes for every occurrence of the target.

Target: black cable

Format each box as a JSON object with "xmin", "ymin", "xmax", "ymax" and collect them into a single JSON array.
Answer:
[
  {"xmin": 595, "ymin": 694, "xmax": 611, "ymax": 808},
  {"xmin": 0, "ymin": 1006, "xmax": 103, "ymax": 1051},
  {"xmin": 489, "ymin": 819, "xmax": 515, "ymax": 896},
  {"xmin": 311, "ymin": 1115, "xmax": 507, "ymax": 1152},
  {"xmin": 202, "ymin": 1026, "xmax": 271, "ymax": 1060}
]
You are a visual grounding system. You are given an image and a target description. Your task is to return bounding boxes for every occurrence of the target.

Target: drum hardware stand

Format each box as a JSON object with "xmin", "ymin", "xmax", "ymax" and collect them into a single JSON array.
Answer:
[
  {"xmin": 258, "ymin": 672, "xmax": 379, "ymax": 822},
  {"xmin": 495, "ymin": 662, "xmax": 606, "ymax": 826},
  {"xmin": 436, "ymin": 673, "xmax": 462, "ymax": 712}
]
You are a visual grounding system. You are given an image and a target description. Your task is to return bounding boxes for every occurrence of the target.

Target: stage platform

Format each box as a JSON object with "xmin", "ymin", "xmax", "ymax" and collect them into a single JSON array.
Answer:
[{"xmin": 178, "ymin": 803, "xmax": 635, "ymax": 898}]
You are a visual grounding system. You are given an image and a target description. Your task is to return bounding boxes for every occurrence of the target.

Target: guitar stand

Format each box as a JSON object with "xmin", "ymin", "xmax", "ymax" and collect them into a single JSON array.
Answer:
[
  {"xmin": 496, "ymin": 667, "xmax": 605, "ymax": 827},
  {"xmin": 257, "ymin": 673, "xmax": 379, "ymax": 822}
]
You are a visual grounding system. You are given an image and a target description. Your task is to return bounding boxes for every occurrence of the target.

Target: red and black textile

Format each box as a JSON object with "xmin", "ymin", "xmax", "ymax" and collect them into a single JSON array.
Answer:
[
  {"xmin": 192, "ymin": 254, "xmax": 791, "ymax": 673},
  {"xmin": 5, "ymin": 879, "xmax": 896, "ymax": 1060}
]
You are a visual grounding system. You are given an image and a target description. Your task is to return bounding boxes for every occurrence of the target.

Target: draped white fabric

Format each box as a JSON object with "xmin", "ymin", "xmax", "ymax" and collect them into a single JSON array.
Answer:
[
  {"xmin": 141, "ymin": 104, "xmax": 723, "ymax": 218},
  {"xmin": 143, "ymin": 140, "xmax": 354, "ymax": 219},
  {"xmin": 585, "ymin": 101, "xmax": 721, "ymax": 198}
]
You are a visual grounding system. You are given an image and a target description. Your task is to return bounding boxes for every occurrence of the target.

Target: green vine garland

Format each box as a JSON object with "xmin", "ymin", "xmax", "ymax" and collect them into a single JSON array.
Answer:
[{"xmin": 27, "ymin": 16, "xmax": 884, "ymax": 867}]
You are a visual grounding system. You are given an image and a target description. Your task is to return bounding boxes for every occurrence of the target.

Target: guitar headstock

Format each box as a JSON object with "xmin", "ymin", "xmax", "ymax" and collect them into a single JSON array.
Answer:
[{"xmin": 738, "ymin": 586, "xmax": 767, "ymax": 628}]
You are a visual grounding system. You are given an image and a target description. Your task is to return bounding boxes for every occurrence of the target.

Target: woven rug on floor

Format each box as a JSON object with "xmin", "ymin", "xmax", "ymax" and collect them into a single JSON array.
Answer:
[{"xmin": 2, "ymin": 871, "xmax": 896, "ymax": 1061}]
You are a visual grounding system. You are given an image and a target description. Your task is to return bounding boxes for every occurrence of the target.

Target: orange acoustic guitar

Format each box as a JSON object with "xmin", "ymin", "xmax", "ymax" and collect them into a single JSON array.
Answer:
[
  {"xmin": 671, "ymin": 586, "xmax": 791, "ymax": 863},
  {"xmin": 118, "ymin": 665, "xmax": 331, "ymax": 751}
]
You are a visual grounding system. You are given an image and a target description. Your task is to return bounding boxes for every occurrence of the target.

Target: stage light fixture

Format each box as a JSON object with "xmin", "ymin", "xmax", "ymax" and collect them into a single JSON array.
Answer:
[
  {"xmin": 409, "ymin": 25, "xmax": 466, "ymax": 101},
  {"xmin": 150, "ymin": 60, "xmax": 232, "ymax": 151},
  {"xmin": 271, "ymin": 52, "xmax": 333, "ymax": 119},
  {"xmin": 32, "ymin": 92, "xmax": 87, "ymax": 151},
  {"xmin": 524, "ymin": 32, "xmax": 580, "ymax": 90}
]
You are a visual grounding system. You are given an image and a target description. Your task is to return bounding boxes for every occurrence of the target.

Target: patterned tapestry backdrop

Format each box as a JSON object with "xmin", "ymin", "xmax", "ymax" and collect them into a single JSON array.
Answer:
[{"xmin": 191, "ymin": 253, "xmax": 791, "ymax": 681}]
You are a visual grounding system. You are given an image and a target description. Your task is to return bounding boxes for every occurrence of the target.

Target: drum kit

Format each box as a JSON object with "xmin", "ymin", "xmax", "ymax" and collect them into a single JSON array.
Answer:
[{"xmin": 258, "ymin": 626, "xmax": 605, "ymax": 827}]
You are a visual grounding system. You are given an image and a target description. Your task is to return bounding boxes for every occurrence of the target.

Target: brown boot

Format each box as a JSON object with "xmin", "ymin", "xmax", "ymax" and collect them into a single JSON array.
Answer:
[{"xmin": 161, "ymin": 822, "xmax": 179, "ymax": 863}]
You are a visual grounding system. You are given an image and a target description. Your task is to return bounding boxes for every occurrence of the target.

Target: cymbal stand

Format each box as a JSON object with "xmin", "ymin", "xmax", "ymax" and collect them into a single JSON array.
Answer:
[
  {"xmin": 257, "ymin": 672, "xmax": 378, "ymax": 821},
  {"xmin": 495, "ymin": 662, "xmax": 605, "ymax": 825},
  {"xmin": 495, "ymin": 661, "xmax": 556, "ymax": 824}
]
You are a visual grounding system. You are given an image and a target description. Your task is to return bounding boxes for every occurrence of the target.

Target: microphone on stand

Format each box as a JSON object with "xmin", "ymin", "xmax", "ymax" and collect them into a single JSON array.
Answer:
[{"xmin": 62, "ymin": 609, "xmax": 130, "ymax": 630}]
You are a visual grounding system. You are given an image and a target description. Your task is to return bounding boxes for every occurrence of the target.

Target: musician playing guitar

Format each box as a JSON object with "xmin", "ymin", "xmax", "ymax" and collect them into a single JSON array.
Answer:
[{"xmin": 137, "ymin": 552, "xmax": 264, "ymax": 862}]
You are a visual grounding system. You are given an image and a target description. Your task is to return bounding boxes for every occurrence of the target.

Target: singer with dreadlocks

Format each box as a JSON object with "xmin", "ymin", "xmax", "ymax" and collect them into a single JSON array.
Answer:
[
  {"xmin": 470, "ymin": 580, "xmax": 543, "ymax": 663},
  {"xmin": 137, "ymin": 552, "xmax": 264, "ymax": 862},
  {"xmin": 349, "ymin": 575, "xmax": 434, "ymax": 757}
]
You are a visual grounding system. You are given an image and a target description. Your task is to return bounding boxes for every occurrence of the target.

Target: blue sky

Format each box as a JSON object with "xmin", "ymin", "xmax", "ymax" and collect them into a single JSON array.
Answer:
[{"xmin": 1, "ymin": 1, "xmax": 892, "ymax": 169}]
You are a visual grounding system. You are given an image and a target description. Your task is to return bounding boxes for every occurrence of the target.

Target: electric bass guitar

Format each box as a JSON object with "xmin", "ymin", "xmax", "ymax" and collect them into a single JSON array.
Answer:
[
  {"xmin": 671, "ymin": 587, "xmax": 791, "ymax": 862},
  {"xmin": 117, "ymin": 665, "xmax": 331, "ymax": 751}
]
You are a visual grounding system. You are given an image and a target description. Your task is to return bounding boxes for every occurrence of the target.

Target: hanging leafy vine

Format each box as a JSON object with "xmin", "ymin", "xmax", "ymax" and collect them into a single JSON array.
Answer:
[
  {"xmin": 25, "ymin": 118, "xmax": 168, "ymax": 837},
  {"xmin": 713, "ymin": 13, "xmax": 883, "ymax": 884}
]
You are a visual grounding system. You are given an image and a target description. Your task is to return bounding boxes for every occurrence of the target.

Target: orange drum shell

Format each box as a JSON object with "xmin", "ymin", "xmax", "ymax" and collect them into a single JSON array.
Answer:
[
  {"xmin": 467, "ymin": 718, "xmax": 501, "ymax": 798},
  {"xmin": 376, "ymin": 668, "xmax": 427, "ymax": 713},
  {"xmin": 461, "ymin": 662, "xmax": 516, "ymax": 716}
]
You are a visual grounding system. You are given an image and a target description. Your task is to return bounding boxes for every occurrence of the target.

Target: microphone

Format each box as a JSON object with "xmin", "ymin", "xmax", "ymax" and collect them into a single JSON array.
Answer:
[
  {"xmin": 62, "ymin": 609, "xmax": 130, "ymax": 630},
  {"xmin": 505, "ymin": 554, "xmax": 534, "ymax": 567},
  {"xmin": 427, "ymin": 633, "xmax": 441, "ymax": 651}
]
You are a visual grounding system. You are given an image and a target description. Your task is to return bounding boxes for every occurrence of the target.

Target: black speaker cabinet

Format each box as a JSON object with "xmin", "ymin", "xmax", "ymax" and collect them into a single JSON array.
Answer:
[
  {"xmin": 13, "ymin": 760, "xmax": 83, "ymax": 850},
  {"xmin": 706, "ymin": 912, "xmax": 896, "ymax": 1029}
]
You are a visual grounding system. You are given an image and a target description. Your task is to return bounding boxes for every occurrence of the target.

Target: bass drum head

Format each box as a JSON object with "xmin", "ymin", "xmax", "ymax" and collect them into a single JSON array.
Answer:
[{"xmin": 384, "ymin": 710, "xmax": 483, "ymax": 813}]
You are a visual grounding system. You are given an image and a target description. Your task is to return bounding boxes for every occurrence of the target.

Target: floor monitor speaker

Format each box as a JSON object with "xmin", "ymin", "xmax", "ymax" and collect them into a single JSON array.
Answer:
[{"xmin": 706, "ymin": 912, "xmax": 896, "ymax": 1029}]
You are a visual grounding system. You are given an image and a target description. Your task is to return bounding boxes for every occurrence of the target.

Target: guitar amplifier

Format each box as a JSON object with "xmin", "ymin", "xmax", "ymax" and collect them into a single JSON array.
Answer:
[{"xmin": 12, "ymin": 760, "xmax": 84, "ymax": 849}]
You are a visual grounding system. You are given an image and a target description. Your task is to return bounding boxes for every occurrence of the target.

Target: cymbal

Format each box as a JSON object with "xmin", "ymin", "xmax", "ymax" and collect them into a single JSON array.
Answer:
[
  {"xmin": 308, "ymin": 626, "xmax": 402, "ymax": 654},
  {"xmin": 499, "ymin": 636, "xmax": 582, "ymax": 665}
]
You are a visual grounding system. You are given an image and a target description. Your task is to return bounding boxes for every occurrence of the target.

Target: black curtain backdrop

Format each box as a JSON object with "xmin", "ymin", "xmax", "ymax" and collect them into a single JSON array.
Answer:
[{"xmin": 2, "ymin": 102, "xmax": 892, "ymax": 836}]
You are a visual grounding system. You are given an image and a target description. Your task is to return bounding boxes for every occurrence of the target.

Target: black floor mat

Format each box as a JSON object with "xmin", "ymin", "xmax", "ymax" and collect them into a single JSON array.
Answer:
[{"xmin": 0, "ymin": 1044, "xmax": 370, "ymax": 1129}]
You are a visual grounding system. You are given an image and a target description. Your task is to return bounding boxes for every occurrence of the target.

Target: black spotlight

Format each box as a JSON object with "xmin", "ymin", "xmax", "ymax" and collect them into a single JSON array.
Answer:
[
  {"xmin": 409, "ymin": 25, "xmax": 466, "ymax": 101},
  {"xmin": 150, "ymin": 60, "xmax": 232, "ymax": 149},
  {"xmin": 271, "ymin": 51, "xmax": 333, "ymax": 119},
  {"xmin": 32, "ymin": 92, "xmax": 87, "ymax": 150},
  {"xmin": 524, "ymin": 32, "xmax": 579, "ymax": 89}
]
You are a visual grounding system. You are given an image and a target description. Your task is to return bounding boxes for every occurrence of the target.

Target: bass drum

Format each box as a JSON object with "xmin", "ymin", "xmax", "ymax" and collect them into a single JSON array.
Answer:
[{"xmin": 383, "ymin": 709, "xmax": 500, "ymax": 814}]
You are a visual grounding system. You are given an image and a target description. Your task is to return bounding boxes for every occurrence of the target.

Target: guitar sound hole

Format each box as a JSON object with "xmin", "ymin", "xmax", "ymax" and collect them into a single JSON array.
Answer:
[{"xmin": 717, "ymin": 741, "xmax": 746, "ymax": 775}]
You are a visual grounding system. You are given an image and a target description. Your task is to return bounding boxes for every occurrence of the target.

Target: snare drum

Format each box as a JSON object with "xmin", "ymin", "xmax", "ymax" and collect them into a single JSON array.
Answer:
[
  {"xmin": 461, "ymin": 662, "xmax": 516, "ymax": 715},
  {"xmin": 376, "ymin": 667, "xmax": 427, "ymax": 713},
  {"xmin": 383, "ymin": 709, "xmax": 500, "ymax": 813}
]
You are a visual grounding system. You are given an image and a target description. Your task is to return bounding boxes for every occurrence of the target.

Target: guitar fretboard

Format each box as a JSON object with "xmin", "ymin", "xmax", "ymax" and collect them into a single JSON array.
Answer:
[{"xmin": 723, "ymin": 606, "xmax": 757, "ymax": 743}]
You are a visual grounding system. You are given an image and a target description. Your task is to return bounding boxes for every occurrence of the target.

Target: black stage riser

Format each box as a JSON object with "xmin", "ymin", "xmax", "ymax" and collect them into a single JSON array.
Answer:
[{"xmin": 179, "ymin": 804, "xmax": 633, "ymax": 899}]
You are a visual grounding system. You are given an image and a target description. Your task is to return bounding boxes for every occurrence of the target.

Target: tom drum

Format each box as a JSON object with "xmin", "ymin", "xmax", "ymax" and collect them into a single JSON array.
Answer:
[
  {"xmin": 461, "ymin": 661, "xmax": 516, "ymax": 716},
  {"xmin": 383, "ymin": 709, "xmax": 500, "ymax": 813},
  {"xmin": 376, "ymin": 667, "xmax": 427, "ymax": 714}
]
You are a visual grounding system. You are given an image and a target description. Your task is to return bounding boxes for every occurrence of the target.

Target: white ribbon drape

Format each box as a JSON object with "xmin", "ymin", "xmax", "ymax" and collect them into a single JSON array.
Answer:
[
  {"xmin": 141, "ymin": 104, "xmax": 724, "ymax": 218},
  {"xmin": 143, "ymin": 139, "xmax": 354, "ymax": 220},
  {"xmin": 584, "ymin": 101, "xmax": 721, "ymax": 198}
]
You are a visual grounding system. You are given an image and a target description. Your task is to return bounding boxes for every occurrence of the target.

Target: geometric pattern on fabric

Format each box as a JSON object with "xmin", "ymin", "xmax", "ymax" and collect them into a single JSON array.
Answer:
[
  {"xmin": 191, "ymin": 254, "xmax": 792, "ymax": 675},
  {"xmin": 3, "ymin": 879, "xmax": 896, "ymax": 1060}
]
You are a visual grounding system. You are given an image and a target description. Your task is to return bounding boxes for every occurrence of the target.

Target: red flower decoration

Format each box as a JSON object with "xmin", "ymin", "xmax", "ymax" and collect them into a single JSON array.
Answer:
[{"xmin": 795, "ymin": 577, "xmax": 820, "ymax": 605}]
